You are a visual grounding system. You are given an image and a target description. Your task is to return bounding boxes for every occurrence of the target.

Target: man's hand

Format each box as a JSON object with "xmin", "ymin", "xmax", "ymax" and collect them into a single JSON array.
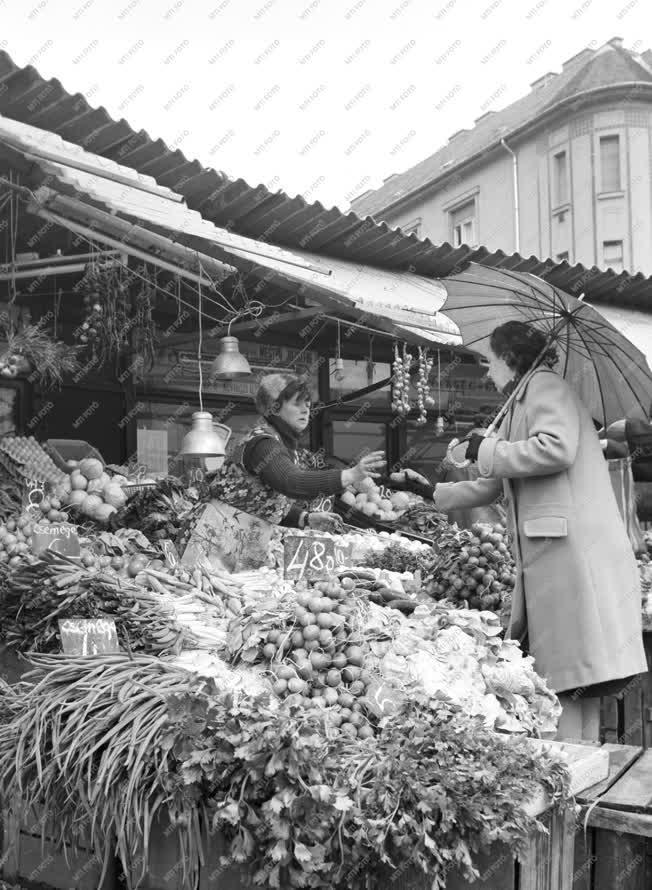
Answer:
[{"xmin": 307, "ymin": 512, "xmax": 344, "ymax": 532}]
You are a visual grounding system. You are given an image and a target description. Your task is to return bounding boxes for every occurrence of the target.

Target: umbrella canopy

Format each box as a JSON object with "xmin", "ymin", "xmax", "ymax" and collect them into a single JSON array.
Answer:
[{"xmin": 437, "ymin": 263, "xmax": 652, "ymax": 427}]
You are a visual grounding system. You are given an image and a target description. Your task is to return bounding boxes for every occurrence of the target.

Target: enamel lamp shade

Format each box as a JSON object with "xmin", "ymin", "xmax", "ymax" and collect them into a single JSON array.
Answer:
[
  {"xmin": 210, "ymin": 336, "xmax": 251, "ymax": 379},
  {"xmin": 181, "ymin": 411, "xmax": 227, "ymax": 457}
]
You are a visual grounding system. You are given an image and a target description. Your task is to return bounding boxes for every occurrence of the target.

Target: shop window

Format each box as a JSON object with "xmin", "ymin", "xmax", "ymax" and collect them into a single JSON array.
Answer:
[
  {"xmin": 553, "ymin": 150, "xmax": 568, "ymax": 206},
  {"xmin": 328, "ymin": 359, "xmax": 390, "ymax": 405},
  {"xmin": 331, "ymin": 419, "xmax": 386, "ymax": 467},
  {"xmin": 405, "ymin": 422, "xmax": 449, "ymax": 479},
  {"xmin": 450, "ymin": 199, "xmax": 477, "ymax": 248},
  {"xmin": 603, "ymin": 240, "xmax": 624, "ymax": 273},
  {"xmin": 135, "ymin": 402, "xmax": 256, "ymax": 477},
  {"xmin": 599, "ymin": 135, "xmax": 621, "ymax": 192}
]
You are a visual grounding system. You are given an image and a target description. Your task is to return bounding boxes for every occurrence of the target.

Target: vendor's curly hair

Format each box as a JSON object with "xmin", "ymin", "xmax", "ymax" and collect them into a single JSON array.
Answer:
[{"xmin": 489, "ymin": 321, "xmax": 559, "ymax": 376}]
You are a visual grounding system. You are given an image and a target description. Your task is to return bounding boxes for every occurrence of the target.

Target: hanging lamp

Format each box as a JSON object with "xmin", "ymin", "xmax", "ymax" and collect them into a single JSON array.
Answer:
[
  {"xmin": 181, "ymin": 279, "xmax": 229, "ymax": 457},
  {"xmin": 210, "ymin": 315, "xmax": 251, "ymax": 380}
]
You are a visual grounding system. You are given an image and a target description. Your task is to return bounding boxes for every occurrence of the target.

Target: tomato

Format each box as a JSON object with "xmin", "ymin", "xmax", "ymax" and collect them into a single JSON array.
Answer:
[
  {"xmin": 128, "ymin": 555, "xmax": 149, "ymax": 578},
  {"xmin": 340, "ymin": 577, "xmax": 355, "ymax": 591},
  {"xmin": 110, "ymin": 556, "xmax": 125, "ymax": 571},
  {"xmin": 262, "ymin": 643, "xmax": 277, "ymax": 660}
]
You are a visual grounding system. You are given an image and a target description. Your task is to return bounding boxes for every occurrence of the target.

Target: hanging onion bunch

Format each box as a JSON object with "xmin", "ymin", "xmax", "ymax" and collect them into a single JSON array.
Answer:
[
  {"xmin": 391, "ymin": 343, "xmax": 413, "ymax": 416},
  {"xmin": 415, "ymin": 347, "xmax": 435, "ymax": 425}
]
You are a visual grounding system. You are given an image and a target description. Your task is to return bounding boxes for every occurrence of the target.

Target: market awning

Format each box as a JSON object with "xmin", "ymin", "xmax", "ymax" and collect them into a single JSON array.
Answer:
[{"xmin": 0, "ymin": 114, "xmax": 461, "ymax": 348}]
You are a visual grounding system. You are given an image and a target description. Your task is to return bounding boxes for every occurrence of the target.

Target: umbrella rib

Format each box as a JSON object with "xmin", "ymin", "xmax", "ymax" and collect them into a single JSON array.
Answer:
[
  {"xmin": 598, "ymin": 344, "xmax": 652, "ymax": 418},
  {"xmin": 573, "ymin": 321, "xmax": 608, "ymax": 429},
  {"xmin": 570, "ymin": 317, "xmax": 652, "ymax": 371}
]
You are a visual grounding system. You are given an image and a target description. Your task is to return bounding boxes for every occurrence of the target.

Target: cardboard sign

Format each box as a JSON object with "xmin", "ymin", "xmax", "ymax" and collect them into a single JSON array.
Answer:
[
  {"xmin": 58, "ymin": 618, "xmax": 120, "ymax": 656},
  {"xmin": 159, "ymin": 539, "xmax": 179, "ymax": 569},
  {"xmin": 32, "ymin": 522, "xmax": 80, "ymax": 558},
  {"xmin": 283, "ymin": 536, "xmax": 349, "ymax": 581}
]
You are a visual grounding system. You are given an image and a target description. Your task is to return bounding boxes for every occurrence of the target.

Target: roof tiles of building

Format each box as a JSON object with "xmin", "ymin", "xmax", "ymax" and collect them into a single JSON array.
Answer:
[{"xmin": 350, "ymin": 39, "xmax": 652, "ymax": 218}]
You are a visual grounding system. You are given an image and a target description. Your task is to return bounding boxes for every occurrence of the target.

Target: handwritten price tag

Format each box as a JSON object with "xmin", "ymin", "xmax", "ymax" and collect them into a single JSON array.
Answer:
[
  {"xmin": 32, "ymin": 522, "xmax": 80, "ymax": 558},
  {"xmin": 283, "ymin": 536, "xmax": 349, "ymax": 581}
]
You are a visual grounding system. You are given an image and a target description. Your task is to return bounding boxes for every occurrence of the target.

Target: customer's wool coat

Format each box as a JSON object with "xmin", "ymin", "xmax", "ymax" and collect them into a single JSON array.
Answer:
[{"xmin": 435, "ymin": 367, "xmax": 647, "ymax": 692}]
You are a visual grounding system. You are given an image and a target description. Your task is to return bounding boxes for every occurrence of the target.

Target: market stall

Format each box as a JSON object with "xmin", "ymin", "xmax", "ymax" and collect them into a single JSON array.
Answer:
[{"xmin": 0, "ymin": 430, "xmax": 611, "ymax": 890}]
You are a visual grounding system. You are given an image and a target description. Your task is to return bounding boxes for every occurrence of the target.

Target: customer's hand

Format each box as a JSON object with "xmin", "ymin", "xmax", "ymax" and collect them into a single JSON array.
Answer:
[
  {"xmin": 389, "ymin": 469, "xmax": 435, "ymax": 500},
  {"xmin": 464, "ymin": 433, "xmax": 485, "ymax": 463},
  {"xmin": 307, "ymin": 512, "xmax": 344, "ymax": 532},
  {"xmin": 341, "ymin": 451, "xmax": 385, "ymax": 488}
]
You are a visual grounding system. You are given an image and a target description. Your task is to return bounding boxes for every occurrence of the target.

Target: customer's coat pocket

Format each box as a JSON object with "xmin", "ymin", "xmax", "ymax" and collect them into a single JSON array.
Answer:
[{"xmin": 523, "ymin": 517, "xmax": 568, "ymax": 538}]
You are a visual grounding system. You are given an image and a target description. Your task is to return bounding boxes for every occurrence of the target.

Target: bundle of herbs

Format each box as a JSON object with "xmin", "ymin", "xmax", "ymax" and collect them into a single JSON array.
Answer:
[
  {"xmin": 0, "ymin": 654, "xmax": 211, "ymax": 890},
  {"xmin": 0, "ymin": 659, "xmax": 571, "ymax": 890},
  {"xmin": 111, "ymin": 476, "xmax": 199, "ymax": 544},
  {"xmin": 0, "ymin": 314, "xmax": 80, "ymax": 388},
  {"xmin": 0, "ymin": 551, "xmax": 190, "ymax": 654}
]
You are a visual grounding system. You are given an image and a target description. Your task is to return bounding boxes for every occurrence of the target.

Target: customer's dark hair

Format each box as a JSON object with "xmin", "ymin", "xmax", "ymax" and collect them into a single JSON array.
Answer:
[{"xmin": 489, "ymin": 321, "xmax": 559, "ymax": 376}]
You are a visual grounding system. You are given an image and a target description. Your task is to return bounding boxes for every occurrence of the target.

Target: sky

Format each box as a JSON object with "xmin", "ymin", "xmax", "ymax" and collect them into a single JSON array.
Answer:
[{"xmin": 2, "ymin": 0, "xmax": 650, "ymax": 210}]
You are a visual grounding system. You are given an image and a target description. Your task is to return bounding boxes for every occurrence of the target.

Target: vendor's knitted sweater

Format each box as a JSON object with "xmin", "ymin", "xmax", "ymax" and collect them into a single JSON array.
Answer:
[{"xmin": 242, "ymin": 417, "xmax": 344, "ymax": 501}]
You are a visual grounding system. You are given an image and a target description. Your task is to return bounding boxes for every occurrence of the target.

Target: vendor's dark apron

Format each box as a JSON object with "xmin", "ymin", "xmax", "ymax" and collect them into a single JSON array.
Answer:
[{"xmin": 212, "ymin": 420, "xmax": 331, "ymax": 521}]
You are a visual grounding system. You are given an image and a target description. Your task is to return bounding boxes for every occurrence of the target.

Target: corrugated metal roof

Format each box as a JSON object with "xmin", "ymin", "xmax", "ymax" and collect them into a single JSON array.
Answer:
[
  {"xmin": 0, "ymin": 113, "xmax": 462, "ymax": 346},
  {"xmin": 0, "ymin": 49, "xmax": 651, "ymax": 313},
  {"xmin": 350, "ymin": 40, "xmax": 652, "ymax": 218}
]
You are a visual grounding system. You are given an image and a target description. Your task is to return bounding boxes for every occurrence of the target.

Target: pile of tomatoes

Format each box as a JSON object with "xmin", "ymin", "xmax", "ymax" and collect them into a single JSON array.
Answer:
[{"xmin": 261, "ymin": 577, "xmax": 376, "ymax": 739}]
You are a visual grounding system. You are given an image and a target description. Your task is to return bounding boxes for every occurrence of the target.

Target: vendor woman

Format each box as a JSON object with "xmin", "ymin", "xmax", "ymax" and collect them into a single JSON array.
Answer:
[{"xmin": 228, "ymin": 373, "xmax": 385, "ymax": 530}]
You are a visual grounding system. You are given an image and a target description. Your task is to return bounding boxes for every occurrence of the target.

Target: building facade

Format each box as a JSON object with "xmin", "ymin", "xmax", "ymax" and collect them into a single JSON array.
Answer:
[{"xmin": 351, "ymin": 39, "xmax": 652, "ymax": 277}]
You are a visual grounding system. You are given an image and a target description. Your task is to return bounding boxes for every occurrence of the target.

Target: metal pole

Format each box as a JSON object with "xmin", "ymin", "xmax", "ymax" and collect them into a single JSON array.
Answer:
[{"xmin": 29, "ymin": 206, "xmax": 231, "ymax": 289}]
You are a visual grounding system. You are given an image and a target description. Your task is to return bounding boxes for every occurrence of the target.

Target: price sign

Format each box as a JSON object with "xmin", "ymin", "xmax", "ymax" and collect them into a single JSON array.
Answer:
[
  {"xmin": 159, "ymin": 539, "xmax": 179, "ymax": 569},
  {"xmin": 58, "ymin": 618, "xmax": 120, "ymax": 656},
  {"xmin": 284, "ymin": 536, "xmax": 351, "ymax": 580},
  {"xmin": 32, "ymin": 522, "xmax": 80, "ymax": 558}
]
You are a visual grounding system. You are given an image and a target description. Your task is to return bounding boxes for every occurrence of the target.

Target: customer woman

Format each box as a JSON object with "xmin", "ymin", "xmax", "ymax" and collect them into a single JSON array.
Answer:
[
  {"xmin": 226, "ymin": 372, "xmax": 385, "ymax": 530},
  {"xmin": 397, "ymin": 321, "xmax": 647, "ymax": 740}
]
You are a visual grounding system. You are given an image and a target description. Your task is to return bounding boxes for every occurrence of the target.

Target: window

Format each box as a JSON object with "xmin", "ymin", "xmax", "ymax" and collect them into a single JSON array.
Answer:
[
  {"xmin": 599, "ymin": 135, "xmax": 621, "ymax": 192},
  {"xmin": 556, "ymin": 251, "xmax": 569, "ymax": 262},
  {"xmin": 553, "ymin": 151, "xmax": 568, "ymax": 205},
  {"xmin": 450, "ymin": 199, "xmax": 477, "ymax": 247},
  {"xmin": 603, "ymin": 240, "xmax": 624, "ymax": 273}
]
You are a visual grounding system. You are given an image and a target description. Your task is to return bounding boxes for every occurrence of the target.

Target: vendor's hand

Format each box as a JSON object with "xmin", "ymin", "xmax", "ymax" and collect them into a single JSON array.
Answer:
[
  {"xmin": 342, "ymin": 451, "xmax": 385, "ymax": 487},
  {"xmin": 389, "ymin": 469, "xmax": 435, "ymax": 500},
  {"xmin": 307, "ymin": 512, "xmax": 344, "ymax": 532},
  {"xmin": 464, "ymin": 433, "xmax": 485, "ymax": 463}
]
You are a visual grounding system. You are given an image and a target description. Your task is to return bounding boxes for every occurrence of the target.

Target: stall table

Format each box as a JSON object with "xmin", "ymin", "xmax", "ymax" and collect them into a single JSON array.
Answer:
[
  {"xmin": 576, "ymin": 744, "xmax": 652, "ymax": 889},
  {"xmin": 601, "ymin": 624, "xmax": 652, "ymax": 748}
]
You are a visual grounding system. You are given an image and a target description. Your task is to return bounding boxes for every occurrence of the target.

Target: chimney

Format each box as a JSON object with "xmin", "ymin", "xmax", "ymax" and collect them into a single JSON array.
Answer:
[
  {"xmin": 608, "ymin": 36, "xmax": 624, "ymax": 48},
  {"xmin": 530, "ymin": 72, "xmax": 557, "ymax": 90},
  {"xmin": 474, "ymin": 111, "xmax": 495, "ymax": 125},
  {"xmin": 448, "ymin": 128, "xmax": 469, "ymax": 143},
  {"xmin": 561, "ymin": 47, "xmax": 594, "ymax": 70}
]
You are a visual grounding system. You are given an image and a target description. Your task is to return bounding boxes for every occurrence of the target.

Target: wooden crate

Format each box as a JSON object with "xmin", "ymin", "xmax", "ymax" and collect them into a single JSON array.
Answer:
[{"xmin": 1, "ymin": 803, "xmax": 114, "ymax": 890}]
